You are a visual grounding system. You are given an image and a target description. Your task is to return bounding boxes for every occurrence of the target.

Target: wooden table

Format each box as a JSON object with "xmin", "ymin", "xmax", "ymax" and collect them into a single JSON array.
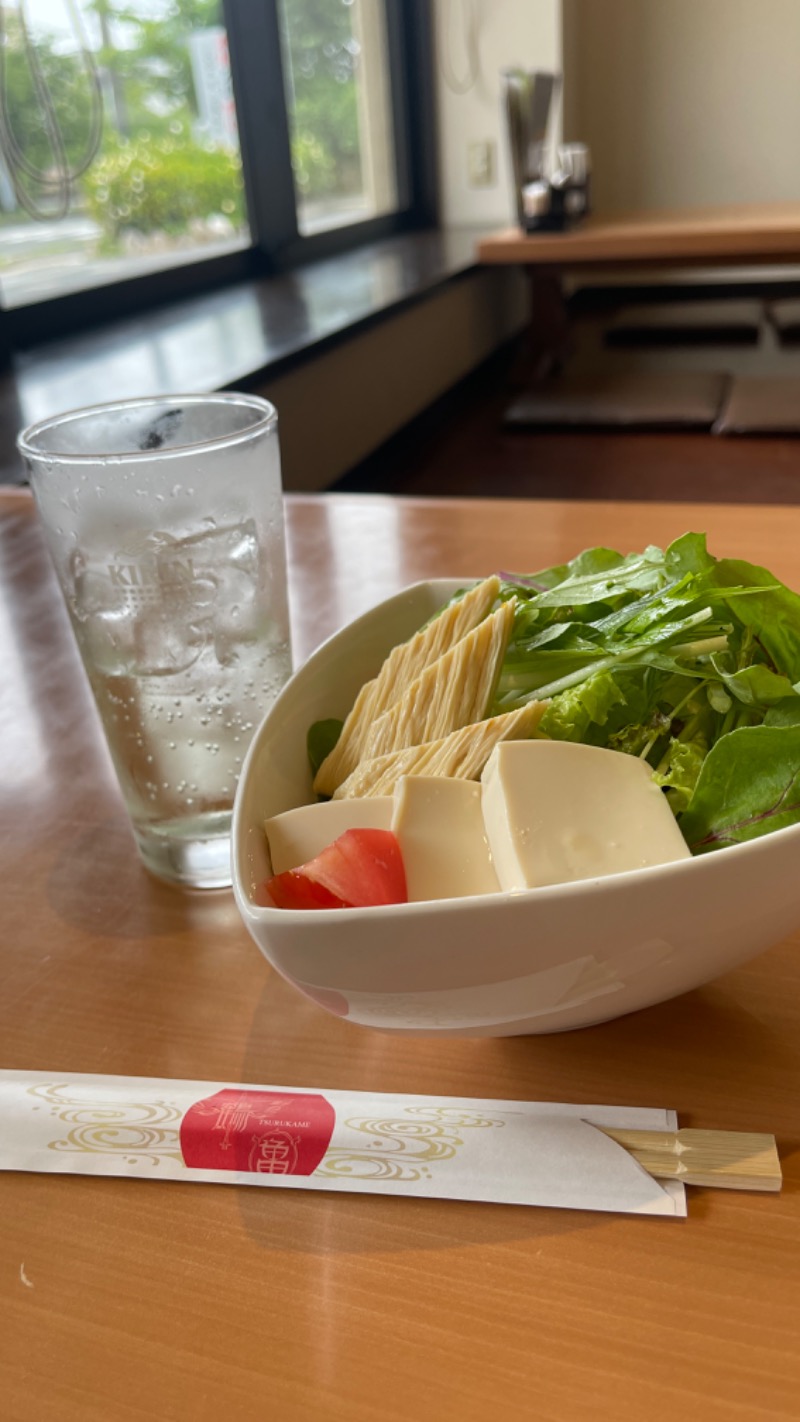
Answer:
[
  {"xmin": 478, "ymin": 203, "xmax": 800, "ymax": 268},
  {"xmin": 2, "ymin": 488, "xmax": 800, "ymax": 1422},
  {"xmin": 478, "ymin": 201, "xmax": 800, "ymax": 381}
]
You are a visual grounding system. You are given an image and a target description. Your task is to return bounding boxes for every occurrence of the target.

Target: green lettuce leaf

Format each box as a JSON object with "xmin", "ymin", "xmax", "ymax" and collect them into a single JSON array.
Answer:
[
  {"xmin": 679, "ymin": 725, "xmax": 800, "ymax": 852},
  {"xmin": 497, "ymin": 537, "xmax": 800, "ymax": 855},
  {"xmin": 539, "ymin": 671, "xmax": 627, "ymax": 743},
  {"xmin": 652, "ymin": 737, "xmax": 706, "ymax": 815}
]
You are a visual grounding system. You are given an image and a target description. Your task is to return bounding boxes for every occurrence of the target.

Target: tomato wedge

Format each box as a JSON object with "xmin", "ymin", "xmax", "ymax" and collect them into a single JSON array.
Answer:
[
  {"xmin": 262, "ymin": 828, "xmax": 407, "ymax": 909},
  {"xmin": 262, "ymin": 874, "xmax": 348, "ymax": 910}
]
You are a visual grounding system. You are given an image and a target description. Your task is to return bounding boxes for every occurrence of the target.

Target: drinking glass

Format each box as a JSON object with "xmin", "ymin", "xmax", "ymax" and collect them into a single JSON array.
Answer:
[{"xmin": 19, "ymin": 393, "xmax": 292, "ymax": 890}]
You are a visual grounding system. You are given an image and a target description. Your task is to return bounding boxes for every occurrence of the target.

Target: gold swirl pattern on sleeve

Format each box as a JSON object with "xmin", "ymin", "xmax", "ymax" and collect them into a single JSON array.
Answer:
[
  {"xmin": 315, "ymin": 1107, "xmax": 506, "ymax": 1182},
  {"xmin": 27, "ymin": 1082, "xmax": 183, "ymax": 1164},
  {"xmin": 403, "ymin": 1107, "xmax": 509, "ymax": 1129}
]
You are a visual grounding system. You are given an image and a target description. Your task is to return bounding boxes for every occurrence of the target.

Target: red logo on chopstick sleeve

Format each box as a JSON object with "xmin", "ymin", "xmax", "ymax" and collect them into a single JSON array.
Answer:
[{"xmin": 180, "ymin": 1089, "xmax": 335, "ymax": 1175}]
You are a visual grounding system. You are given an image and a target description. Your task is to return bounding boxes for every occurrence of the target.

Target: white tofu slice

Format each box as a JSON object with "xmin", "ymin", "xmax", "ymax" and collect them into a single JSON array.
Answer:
[
  {"xmin": 391, "ymin": 776, "xmax": 500, "ymax": 903},
  {"xmin": 265, "ymin": 798, "xmax": 393, "ymax": 875},
  {"xmin": 481, "ymin": 741, "xmax": 691, "ymax": 891}
]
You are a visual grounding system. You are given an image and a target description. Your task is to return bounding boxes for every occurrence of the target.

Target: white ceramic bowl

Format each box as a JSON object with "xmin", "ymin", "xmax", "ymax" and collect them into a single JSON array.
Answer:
[{"xmin": 232, "ymin": 579, "xmax": 800, "ymax": 1037}]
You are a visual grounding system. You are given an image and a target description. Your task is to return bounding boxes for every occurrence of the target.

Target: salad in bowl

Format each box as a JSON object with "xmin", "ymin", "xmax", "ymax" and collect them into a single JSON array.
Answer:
[{"xmin": 232, "ymin": 533, "xmax": 800, "ymax": 1036}]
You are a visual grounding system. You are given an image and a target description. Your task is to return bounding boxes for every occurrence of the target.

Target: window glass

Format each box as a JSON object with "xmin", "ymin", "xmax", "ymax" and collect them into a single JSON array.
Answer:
[
  {"xmin": 0, "ymin": 0, "xmax": 249, "ymax": 308},
  {"xmin": 280, "ymin": 0, "xmax": 397, "ymax": 236}
]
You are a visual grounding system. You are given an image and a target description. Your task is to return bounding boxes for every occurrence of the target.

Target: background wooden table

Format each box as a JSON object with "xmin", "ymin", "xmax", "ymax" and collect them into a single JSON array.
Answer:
[
  {"xmin": 478, "ymin": 202, "xmax": 800, "ymax": 382},
  {"xmin": 2, "ymin": 489, "xmax": 799, "ymax": 1422},
  {"xmin": 477, "ymin": 202, "xmax": 800, "ymax": 267}
]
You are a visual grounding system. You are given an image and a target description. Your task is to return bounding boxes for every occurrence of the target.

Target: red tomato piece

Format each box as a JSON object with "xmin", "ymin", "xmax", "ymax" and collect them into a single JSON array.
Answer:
[
  {"xmin": 261, "ymin": 873, "xmax": 348, "ymax": 910},
  {"xmin": 262, "ymin": 828, "xmax": 408, "ymax": 910}
]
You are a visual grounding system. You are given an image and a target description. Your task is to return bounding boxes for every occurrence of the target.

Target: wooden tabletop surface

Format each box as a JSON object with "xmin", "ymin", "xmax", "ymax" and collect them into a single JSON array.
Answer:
[
  {"xmin": 2, "ymin": 487, "xmax": 800, "ymax": 1422},
  {"xmin": 478, "ymin": 201, "xmax": 800, "ymax": 266}
]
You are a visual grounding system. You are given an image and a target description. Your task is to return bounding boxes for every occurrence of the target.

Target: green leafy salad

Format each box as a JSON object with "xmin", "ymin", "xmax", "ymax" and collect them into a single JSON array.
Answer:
[{"xmin": 491, "ymin": 532, "xmax": 800, "ymax": 854}]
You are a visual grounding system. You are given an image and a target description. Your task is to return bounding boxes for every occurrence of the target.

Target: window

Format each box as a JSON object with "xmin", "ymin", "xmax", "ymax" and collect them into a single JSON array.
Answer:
[
  {"xmin": 0, "ymin": 1, "xmax": 250, "ymax": 310},
  {"xmin": 280, "ymin": 0, "xmax": 397, "ymax": 236},
  {"xmin": 0, "ymin": 0, "xmax": 435, "ymax": 346}
]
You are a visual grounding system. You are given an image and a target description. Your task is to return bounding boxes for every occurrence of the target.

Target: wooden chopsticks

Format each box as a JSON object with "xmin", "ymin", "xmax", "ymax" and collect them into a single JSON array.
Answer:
[{"xmin": 598, "ymin": 1127, "xmax": 782, "ymax": 1192}]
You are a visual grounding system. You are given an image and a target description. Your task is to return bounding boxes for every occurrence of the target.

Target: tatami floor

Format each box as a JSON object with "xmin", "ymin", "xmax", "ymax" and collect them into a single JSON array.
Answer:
[{"xmin": 334, "ymin": 326, "xmax": 800, "ymax": 506}]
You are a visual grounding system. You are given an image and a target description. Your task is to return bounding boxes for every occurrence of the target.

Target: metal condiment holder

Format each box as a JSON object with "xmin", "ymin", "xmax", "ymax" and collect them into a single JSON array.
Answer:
[{"xmin": 503, "ymin": 69, "xmax": 591, "ymax": 233}]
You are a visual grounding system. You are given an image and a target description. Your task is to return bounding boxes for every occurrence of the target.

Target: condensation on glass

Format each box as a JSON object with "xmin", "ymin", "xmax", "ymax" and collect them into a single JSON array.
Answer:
[
  {"xmin": 0, "ymin": 1, "xmax": 250, "ymax": 309},
  {"xmin": 280, "ymin": 0, "xmax": 398, "ymax": 236}
]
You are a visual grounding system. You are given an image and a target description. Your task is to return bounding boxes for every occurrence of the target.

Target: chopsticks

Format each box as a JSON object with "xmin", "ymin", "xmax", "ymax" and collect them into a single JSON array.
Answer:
[{"xmin": 598, "ymin": 1126, "xmax": 782, "ymax": 1191}]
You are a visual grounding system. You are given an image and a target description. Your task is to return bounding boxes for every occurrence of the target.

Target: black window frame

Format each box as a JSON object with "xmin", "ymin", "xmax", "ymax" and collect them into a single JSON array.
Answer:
[{"xmin": 1, "ymin": 0, "xmax": 437, "ymax": 351}]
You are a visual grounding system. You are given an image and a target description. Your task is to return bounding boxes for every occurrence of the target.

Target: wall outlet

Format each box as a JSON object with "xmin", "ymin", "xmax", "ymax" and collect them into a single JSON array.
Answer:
[{"xmin": 467, "ymin": 140, "xmax": 496, "ymax": 188}]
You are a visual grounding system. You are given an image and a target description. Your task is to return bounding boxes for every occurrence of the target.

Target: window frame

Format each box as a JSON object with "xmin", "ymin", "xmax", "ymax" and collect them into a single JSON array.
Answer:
[{"xmin": 1, "ymin": 0, "xmax": 437, "ymax": 351}]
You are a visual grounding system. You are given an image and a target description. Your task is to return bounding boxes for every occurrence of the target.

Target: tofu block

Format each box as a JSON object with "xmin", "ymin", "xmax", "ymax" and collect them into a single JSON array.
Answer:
[
  {"xmin": 392, "ymin": 776, "xmax": 500, "ymax": 902},
  {"xmin": 313, "ymin": 575, "xmax": 501, "ymax": 796},
  {"xmin": 481, "ymin": 741, "xmax": 691, "ymax": 891},
  {"xmin": 265, "ymin": 797, "xmax": 393, "ymax": 874}
]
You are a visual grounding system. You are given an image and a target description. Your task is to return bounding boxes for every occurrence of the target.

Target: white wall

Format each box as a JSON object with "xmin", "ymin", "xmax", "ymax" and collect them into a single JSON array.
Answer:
[
  {"xmin": 435, "ymin": 0, "xmax": 562, "ymax": 227},
  {"xmin": 563, "ymin": 0, "xmax": 800, "ymax": 213}
]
